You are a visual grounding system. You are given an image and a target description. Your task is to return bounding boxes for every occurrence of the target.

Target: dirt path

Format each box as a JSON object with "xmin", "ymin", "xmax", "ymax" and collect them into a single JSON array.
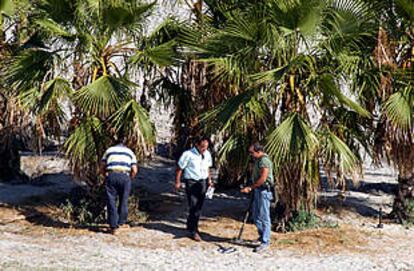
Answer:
[{"xmin": 0, "ymin": 155, "xmax": 413, "ymax": 271}]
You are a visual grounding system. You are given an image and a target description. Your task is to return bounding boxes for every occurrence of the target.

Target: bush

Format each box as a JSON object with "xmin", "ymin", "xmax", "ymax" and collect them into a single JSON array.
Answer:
[
  {"xmin": 60, "ymin": 187, "xmax": 106, "ymax": 225},
  {"xmin": 60, "ymin": 187, "xmax": 148, "ymax": 226},
  {"xmin": 286, "ymin": 209, "xmax": 320, "ymax": 232},
  {"xmin": 283, "ymin": 209, "xmax": 339, "ymax": 232},
  {"xmin": 404, "ymin": 199, "xmax": 414, "ymax": 226}
]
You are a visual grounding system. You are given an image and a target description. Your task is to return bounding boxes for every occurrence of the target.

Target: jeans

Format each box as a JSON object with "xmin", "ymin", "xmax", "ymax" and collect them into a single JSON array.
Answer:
[
  {"xmin": 185, "ymin": 179, "xmax": 208, "ymax": 234},
  {"xmin": 252, "ymin": 188, "xmax": 273, "ymax": 245},
  {"xmin": 105, "ymin": 172, "xmax": 131, "ymax": 228}
]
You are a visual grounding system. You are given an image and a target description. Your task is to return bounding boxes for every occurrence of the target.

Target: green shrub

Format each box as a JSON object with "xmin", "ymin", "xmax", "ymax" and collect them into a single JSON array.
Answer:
[
  {"xmin": 60, "ymin": 187, "xmax": 148, "ymax": 226},
  {"xmin": 404, "ymin": 199, "xmax": 414, "ymax": 226},
  {"xmin": 60, "ymin": 187, "xmax": 106, "ymax": 225},
  {"xmin": 286, "ymin": 209, "xmax": 320, "ymax": 232}
]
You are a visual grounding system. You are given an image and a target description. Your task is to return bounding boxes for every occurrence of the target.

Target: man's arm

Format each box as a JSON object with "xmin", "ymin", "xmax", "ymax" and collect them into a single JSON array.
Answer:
[
  {"xmin": 130, "ymin": 151, "xmax": 138, "ymax": 179},
  {"xmin": 241, "ymin": 167, "xmax": 269, "ymax": 193},
  {"xmin": 175, "ymin": 167, "xmax": 183, "ymax": 191},
  {"xmin": 100, "ymin": 162, "xmax": 107, "ymax": 177},
  {"xmin": 207, "ymin": 152, "xmax": 214, "ymax": 187},
  {"xmin": 251, "ymin": 167, "xmax": 269, "ymax": 189},
  {"xmin": 175, "ymin": 151, "xmax": 189, "ymax": 191},
  {"xmin": 208, "ymin": 168, "xmax": 213, "ymax": 187},
  {"xmin": 130, "ymin": 165, "xmax": 138, "ymax": 179}
]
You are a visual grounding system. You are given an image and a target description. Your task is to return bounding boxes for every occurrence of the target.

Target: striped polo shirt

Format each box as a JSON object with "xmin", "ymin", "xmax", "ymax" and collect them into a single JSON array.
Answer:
[{"xmin": 101, "ymin": 144, "xmax": 137, "ymax": 172}]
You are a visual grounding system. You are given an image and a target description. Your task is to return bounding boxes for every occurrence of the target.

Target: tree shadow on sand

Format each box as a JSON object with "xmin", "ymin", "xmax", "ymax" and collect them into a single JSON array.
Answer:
[
  {"xmin": 142, "ymin": 222, "xmax": 232, "ymax": 243},
  {"xmin": 5, "ymin": 199, "xmax": 110, "ymax": 234},
  {"xmin": 0, "ymin": 173, "xmax": 110, "ymax": 234}
]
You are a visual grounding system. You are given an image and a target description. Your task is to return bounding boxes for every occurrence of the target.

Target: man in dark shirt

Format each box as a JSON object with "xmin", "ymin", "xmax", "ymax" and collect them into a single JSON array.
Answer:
[{"xmin": 241, "ymin": 143, "xmax": 274, "ymax": 252}]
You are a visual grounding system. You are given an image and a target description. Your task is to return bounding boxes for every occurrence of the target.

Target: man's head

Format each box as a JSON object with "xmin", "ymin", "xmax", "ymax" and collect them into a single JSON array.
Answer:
[
  {"xmin": 194, "ymin": 136, "xmax": 210, "ymax": 155},
  {"xmin": 115, "ymin": 132, "xmax": 127, "ymax": 145},
  {"xmin": 248, "ymin": 142, "xmax": 264, "ymax": 159}
]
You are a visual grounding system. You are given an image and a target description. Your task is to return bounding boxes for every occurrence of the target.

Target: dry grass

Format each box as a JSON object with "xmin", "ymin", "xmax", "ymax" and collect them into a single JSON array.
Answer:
[
  {"xmin": 198, "ymin": 216, "xmax": 370, "ymax": 255},
  {"xmin": 0, "ymin": 192, "xmax": 406, "ymax": 257},
  {"xmin": 0, "ymin": 202, "xmax": 410, "ymax": 261}
]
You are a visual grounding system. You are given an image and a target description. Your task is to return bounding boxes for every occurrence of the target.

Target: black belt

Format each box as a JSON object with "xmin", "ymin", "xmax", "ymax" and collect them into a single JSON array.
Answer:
[
  {"xmin": 184, "ymin": 178, "xmax": 208, "ymax": 182},
  {"xmin": 258, "ymin": 183, "xmax": 272, "ymax": 191}
]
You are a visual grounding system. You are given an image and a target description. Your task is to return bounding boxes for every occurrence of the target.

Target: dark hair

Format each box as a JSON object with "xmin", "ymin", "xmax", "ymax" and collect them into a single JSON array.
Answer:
[
  {"xmin": 251, "ymin": 142, "xmax": 264, "ymax": 152},
  {"xmin": 115, "ymin": 132, "xmax": 126, "ymax": 144},
  {"xmin": 193, "ymin": 135, "xmax": 210, "ymax": 145}
]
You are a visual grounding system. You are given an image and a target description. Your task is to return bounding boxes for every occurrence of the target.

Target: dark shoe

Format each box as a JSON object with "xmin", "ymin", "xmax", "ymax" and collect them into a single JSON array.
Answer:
[
  {"xmin": 253, "ymin": 243, "xmax": 269, "ymax": 253},
  {"xmin": 249, "ymin": 239, "xmax": 262, "ymax": 246},
  {"xmin": 108, "ymin": 227, "xmax": 120, "ymax": 236},
  {"xmin": 192, "ymin": 232, "xmax": 202, "ymax": 242}
]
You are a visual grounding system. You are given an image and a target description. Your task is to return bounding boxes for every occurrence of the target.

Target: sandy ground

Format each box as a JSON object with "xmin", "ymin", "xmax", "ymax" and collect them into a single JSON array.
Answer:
[{"xmin": 0, "ymin": 154, "xmax": 413, "ymax": 271}]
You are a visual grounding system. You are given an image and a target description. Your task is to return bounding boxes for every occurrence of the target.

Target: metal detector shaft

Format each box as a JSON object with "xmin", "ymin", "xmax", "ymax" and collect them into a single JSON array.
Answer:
[{"xmin": 236, "ymin": 192, "xmax": 254, "ymax": 240}]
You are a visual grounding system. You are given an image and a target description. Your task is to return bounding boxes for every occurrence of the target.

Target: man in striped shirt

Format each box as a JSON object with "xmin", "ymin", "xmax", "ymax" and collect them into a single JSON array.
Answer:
[{"xmin": 101, "ymin": 135, "xmax": 138, "ymax": 234}]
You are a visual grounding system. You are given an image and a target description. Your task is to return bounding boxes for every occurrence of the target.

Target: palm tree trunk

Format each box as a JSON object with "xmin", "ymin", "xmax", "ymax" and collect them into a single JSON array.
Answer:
[{"xmin": 392, "ymin": 173, "xmax": 414, "ymax": 223}]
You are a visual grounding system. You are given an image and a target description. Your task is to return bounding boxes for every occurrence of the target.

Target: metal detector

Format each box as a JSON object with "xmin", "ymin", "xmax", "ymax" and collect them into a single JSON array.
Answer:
[
  {"xmin": 231, "ymin": 191, "xmax": 255, "ymax": 246},
  {"xmin": 216, "ymin": 190, "xmax": 254, "ymax": 254}
]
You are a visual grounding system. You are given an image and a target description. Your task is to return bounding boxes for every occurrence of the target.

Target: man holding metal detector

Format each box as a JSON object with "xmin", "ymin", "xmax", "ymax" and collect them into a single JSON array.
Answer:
[{"xmin": 241, "ymin": 142, "xmax": 274, "ymax": 253}]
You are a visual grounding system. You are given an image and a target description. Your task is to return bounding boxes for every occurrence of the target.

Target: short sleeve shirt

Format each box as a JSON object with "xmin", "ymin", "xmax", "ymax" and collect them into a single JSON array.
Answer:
[
  {"xmin": 101, "ymin": 144, "xmax": 137, "ymax": 172},
  {"xmin": 252, "ymin": 154, "xmax": 274, "ymax": 185},
  {"xmin": 178, "ymin": 147, "xmax": 212, "ymax": 180}
]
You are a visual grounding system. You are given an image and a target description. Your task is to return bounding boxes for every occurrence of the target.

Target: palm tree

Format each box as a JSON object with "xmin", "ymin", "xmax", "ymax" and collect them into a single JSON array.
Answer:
[
  {"xmin": 177, "ymin": 0, "xmax": 377, "ymax": 226},
  {"xmin": 0, "ymin": 0, "xmax": 181, "ymax": 194},
  {"xmin": 0, "ymin": 0, "xmax": 35, "ymax": 181},
  {"xmin": 354, "ymin": 0, "xmax": 414, "ymax": 223}
]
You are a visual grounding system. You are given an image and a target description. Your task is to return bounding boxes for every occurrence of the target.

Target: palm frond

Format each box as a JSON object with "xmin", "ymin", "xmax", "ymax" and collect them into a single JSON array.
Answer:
[
  {"xmin": 34, "ymin": 18, "xmax": 75, "ymax": 40},
  {"xmin": 109, "ymin": 99, "xmax": 156, "ymax": 157},
  {"xmin": 266, "ymin": 113, "xmax": 319, "ymax": 168},
  {"xmin": 102, "ymin": 1, "xmax": 156, "ymax": 31},
  {"xmin": 249, "ymin": 63, "xmax": 290, "ymax": 85},
  {"xmin": 146, "ymin": 17, "xmax": 182, "ymax": 44},
  {"xmin": 37, "ymin": 0, "xmax": 75, "ymax": 24},
  {"xmin": 216, "ymin": 133, "xmax": 252, "ymax": 186},
  {"xmin": 4, "ymin": 49, "xmax": 54, "ymax": 91},
  {"xmin": 321, "ymin": 130, "xmax": 361, "ymax": 177},
  {"xmin": 19, "ymin": 77, "xmax": 71, "ymax": 113},
  {"xmin": 0, "ymin": 0, "xmax": 15, "ymax": 26},
  {"xmin": 37, "ymin": 77, "xmax": 72, "ymax": 113},
  {"xmin": 0, "ymin": 0, "xmax": 14, "ymax": 16},
  {"xmin": 72, "ymin": 75, "xmax": 131, "ymax": 118},
  {"xmin": 319, "ymin": 74, "xmax": 371, "ymax": 117},
  {"xmin": 200, "ymin": 89, "xmax": 260, "ymax": 134},
  {"xmin": 267, "ymin": 0, "xmax": 325, "ymax": 37},
  {"xmin": 216, "ymin": 133, "xmax": 249, "ymax": 166},
  {"xmin": 395, "ymin": 0, "xmax": 414, "ymax": 21},
  {"xmin": 323, "ymin": 0, "xmax": 377, "ymax": 53},
  {"xmin": 131, "ymin": 40, "xmax": 179, "ymax": 67},
  {"xmin": 18, "ymin": 87, "xmax": 42, "ymax": 110},
  {"xmin": 383, "ymin": 86, "xmax": 414, "ymax": 131},
  {"xmin": 64, "ymin": 116, "xmax": 108, "ymax": 184},
  {"xmin": 202, "ymin": 56, "xmax": 247, "ymax": 84},
  {"xmin": 177, "ymin": 23, "xmax": 206, "ymax": 53}
]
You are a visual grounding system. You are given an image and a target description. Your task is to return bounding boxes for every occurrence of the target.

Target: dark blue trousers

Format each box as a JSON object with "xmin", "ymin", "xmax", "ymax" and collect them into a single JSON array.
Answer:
[
  {"xmin": 105, "ymin": 172, "xmax": 131, "ymax": 228},
  {"xmin": 185, "ymin": 179, "xmax": 208, "ymax": 234}
]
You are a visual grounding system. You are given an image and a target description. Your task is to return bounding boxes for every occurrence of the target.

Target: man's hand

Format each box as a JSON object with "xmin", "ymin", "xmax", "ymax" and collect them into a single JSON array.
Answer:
[
  {"xmin": 240, "ymin": 186, "xmax": 252, "ymax": 193},
  {"xmin": 175, "ymin": 167, "xmax": 183, "ymax": 192},
  {"xmin": 175, "ymin": 180, "xmax": 181, "ymax": 192},
  {"xmin": 130, "ymin": 165, "xmax": 138, "ymax": 180},
  {"xmin": 100, "ymin": 162, "xmax": 107, "ymax": 177}
]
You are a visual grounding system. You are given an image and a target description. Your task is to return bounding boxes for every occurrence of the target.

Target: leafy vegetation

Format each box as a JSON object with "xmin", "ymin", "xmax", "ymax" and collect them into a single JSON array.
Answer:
[{"xmin": 0, "ymin": 0, "xmax": 413, "ymax": 226}]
